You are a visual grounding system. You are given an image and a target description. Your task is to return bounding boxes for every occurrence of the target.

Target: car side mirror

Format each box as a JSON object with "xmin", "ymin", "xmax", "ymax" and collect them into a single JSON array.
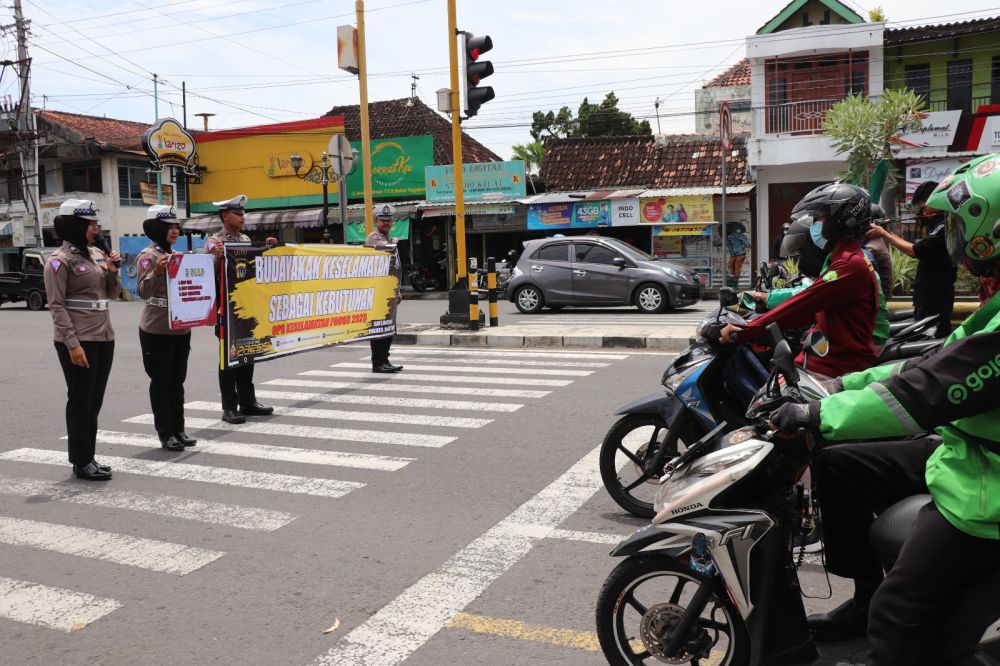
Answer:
[
  {"xmin": 612, "ymin": 257, "xmax": 627, "ymax": 269},
  {"xmin": 718, "ymin": 286, "xmax": 738, "ymax": 307}
]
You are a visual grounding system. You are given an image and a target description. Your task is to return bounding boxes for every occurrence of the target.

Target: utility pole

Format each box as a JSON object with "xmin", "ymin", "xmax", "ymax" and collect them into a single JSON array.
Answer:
[
  {"xmin": 12, "ymin": 0, "xmax": 39, "ymax": 247},
  {"xmin": 356, "ymin": 0, "xmax": 374, "ymax": 236},
  {"xmin": 654, "ymin": 98, "xmax": 661, "ymax": 134}
]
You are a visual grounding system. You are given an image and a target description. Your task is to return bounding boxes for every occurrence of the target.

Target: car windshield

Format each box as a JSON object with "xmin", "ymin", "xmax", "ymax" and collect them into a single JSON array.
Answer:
[{"xmin": 603, "ymin": 237, "xmax": 652, "ymax": 261}]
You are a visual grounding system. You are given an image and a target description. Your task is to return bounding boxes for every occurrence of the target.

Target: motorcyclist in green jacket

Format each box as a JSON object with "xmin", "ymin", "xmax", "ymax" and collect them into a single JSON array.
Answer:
[{"xmin": 769, "ymin": 153, "xmax": 1000, "ymax": 665}]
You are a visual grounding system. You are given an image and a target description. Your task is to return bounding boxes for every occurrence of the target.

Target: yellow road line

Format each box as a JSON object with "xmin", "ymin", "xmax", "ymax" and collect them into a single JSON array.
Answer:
[{"xmin": 447, "ymin": 612, "xmax": 600, "ymax": 652}]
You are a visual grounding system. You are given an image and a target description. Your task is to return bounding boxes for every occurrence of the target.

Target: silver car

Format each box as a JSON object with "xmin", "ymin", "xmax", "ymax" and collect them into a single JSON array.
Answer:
[{"xmin": 506, "ymin": 236, "xmax": 704, "ymax": 314}]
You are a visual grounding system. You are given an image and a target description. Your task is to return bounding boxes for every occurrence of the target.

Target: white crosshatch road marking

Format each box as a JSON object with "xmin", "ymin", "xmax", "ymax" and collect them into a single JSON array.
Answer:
[
  {"xmin": 301, "ymin": 370, "xmax": 573, "ymax": 387},
  {"xmin": 183, "ymin": 402, "xmax": 493, "ymax": 429},
  {"xmin": 88, "ymin": 431, "xmax": 412, "ymax": 472},
  {"xmin": 254, "ymin": 389, "xmax": 523, "ymax": 413},
  {"xmin": 366, "ymin": 354, "xmax": 611, "ymax": 368},
  {"xmin": 0, "ymin": 475, "xmax": 297, "ymax": 531},
  {"xmin": 330, "ymin": 362, "xmax": 593, "ymax": 377},
  {"xmin": 264, "ymin": 378, "xmax": 550, "ymax": 399},
  {"xmin": 0, "ymin": 449, "xmax": 364, "ymax": 498},
  {"xmin": 0, "ymin": 516, "xmax": 225, "ymax": 576},
  {"xmin": 0, "ymin": 577, "xmax": 122, "ymax": 633},
  {"xmin": 383, "ymin": 347, "xmax": 630, "ymax": 359}
]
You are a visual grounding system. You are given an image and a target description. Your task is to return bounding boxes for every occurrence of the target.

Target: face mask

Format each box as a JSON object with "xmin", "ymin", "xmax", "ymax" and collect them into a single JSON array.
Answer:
[{"xmin": 809, "ymin": 220, "xmax": 828, "ymax": 250}]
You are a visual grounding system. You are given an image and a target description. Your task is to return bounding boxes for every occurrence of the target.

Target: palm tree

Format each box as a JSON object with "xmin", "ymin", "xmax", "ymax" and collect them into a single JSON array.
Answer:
[{"xmin": 511, "ymin": 141, "xmax": 544, "ymax": 195}]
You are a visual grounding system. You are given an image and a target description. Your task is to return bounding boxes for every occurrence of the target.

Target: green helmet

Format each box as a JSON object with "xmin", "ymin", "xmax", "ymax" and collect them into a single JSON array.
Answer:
[{"xmin": 926, "ymin": 153, "xmax": 1000, "ymax": 271}]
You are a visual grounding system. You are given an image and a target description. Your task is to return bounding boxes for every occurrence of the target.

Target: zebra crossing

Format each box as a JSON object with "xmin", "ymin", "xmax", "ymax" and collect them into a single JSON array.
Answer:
[{"xmin": 0, "ymin": 345, "xmax": 633, "ymax": 637}]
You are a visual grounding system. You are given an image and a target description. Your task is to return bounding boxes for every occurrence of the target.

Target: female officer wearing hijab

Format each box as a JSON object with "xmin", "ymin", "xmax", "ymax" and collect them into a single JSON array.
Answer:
[
  {"xmin": 44, "ymin": 199, "xmax": 121, "ymax": 480},
  {"xmin": 136, "ymin": 205, "xmax": 196, "ymax": 451}
]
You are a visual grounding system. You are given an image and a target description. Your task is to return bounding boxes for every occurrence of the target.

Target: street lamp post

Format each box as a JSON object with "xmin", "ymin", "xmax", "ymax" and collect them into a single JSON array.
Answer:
[{"xmin": 290, "ymin": 151, "xmax": 334, "ymax": 243}]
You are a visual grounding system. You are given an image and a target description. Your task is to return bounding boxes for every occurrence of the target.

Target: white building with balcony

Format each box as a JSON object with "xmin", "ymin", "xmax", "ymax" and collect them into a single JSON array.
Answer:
[{"xmin": 746, "ymin": 0, "xmax": 884, "ymax": 257}]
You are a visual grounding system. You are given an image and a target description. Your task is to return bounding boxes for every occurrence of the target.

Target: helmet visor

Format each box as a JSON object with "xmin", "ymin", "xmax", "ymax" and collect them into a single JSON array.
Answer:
[{"xmin": 945, "ymin": 212, "xmax": 967, "ymax": 265}]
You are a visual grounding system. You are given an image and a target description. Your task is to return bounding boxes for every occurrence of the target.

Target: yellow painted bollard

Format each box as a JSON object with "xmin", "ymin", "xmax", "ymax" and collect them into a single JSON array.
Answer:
[
  {"xmin": 487, "ymin": 256, "xmax": 499, "ymax": 327},
  {"xmin": 468, "ymin": 258, "xmax": 480, "ymax": 331}
]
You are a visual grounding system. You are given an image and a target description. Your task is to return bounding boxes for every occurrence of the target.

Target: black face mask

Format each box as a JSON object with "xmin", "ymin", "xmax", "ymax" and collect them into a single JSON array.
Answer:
[{"xmin": 53, "ymin": 215, "xmax": 92, "ymax": 254}]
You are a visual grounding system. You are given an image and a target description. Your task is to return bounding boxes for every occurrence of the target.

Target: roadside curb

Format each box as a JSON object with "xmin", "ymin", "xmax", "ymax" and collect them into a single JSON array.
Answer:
[{"xmin": 395, "ymin": 325, "xmax": 690, "ymax": 351}]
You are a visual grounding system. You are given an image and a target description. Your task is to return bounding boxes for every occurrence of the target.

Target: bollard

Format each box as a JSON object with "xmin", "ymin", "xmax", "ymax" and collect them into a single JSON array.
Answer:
[
  {"xmin": 468, "ymin": 257, "xmax": 480, "ymax": 331},
  {"xmin": 487, "ymin": 256, "xmax": 499, "ymax": 327}
]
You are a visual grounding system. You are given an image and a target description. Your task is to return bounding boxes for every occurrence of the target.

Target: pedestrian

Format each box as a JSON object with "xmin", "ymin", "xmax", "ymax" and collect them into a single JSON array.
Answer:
[
  {"xmin": 725, "ymin": 221, "xmax": 750, "ymax": 287},
  {"xmin": 43, "ymin": 199, "xmax": 120, "ymax": 481},
  {"xmin": 366, "ymin": 204, "xmax": 403, "ymax": 374},
  {"xmin": 865, "ymin": 181, "xmax": 955, "ymax": 337},
  {"xmin": 863, "ymin": 204, "xmax": 894, "ymax": 301},
  {"xmin": 771, "ymin": 221, "xmax": 790, "ymax": 261},
  {"xmin": 136, "ymin": 205, "xmax": 195, "ymax": 451},
  {"xmin": 205, "ymin": 194, "xmax": 274, "ymax": 424}
]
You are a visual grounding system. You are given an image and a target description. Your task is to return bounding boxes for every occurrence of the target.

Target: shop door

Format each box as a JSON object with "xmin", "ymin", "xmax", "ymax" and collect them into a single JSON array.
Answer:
[
  {"xmin": 571, "ymin": 241, "xmax": 630, "ymax": 304},
  {"xmin": 768, "ymin": 182, "xmax": 825, "ymax": 258}
]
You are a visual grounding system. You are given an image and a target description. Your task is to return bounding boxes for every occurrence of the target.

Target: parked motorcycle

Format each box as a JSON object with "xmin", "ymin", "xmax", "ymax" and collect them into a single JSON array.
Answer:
[
  {"xmin": 595, "ymin": 326, "xmax": 1000, "ymax": 665},
  {"xmin": 407, "ymin": 262, "xmax": 439, "ymax": 292}
]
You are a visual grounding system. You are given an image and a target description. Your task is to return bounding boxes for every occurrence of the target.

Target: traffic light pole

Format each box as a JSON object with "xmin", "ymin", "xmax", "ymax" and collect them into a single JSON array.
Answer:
[
  {"xmin": 447, "ymin": 0, "xmax": 467, "ymax": 283},
  {"xmin": 356, "ymin": 0, "xmax": 375, "ymax": 236}
]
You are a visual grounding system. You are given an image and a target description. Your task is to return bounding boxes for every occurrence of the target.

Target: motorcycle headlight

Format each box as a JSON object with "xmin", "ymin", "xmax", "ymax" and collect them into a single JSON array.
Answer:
[
  {"xmin": 653, "ymin": 441, "xmax": 770, "ymax": 515},
  {"xmin": 662, "ymin": 357, "xmax": 709, "ymax": 393}
]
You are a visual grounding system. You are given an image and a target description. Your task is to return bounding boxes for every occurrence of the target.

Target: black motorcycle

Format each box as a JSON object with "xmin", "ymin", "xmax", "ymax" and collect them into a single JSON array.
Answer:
[
  {"xmin": 407, "ymin": 262, "xmax": 439, "ymax": 292},
  {"xmin": 595, "ymin": 326, "xmax": 1000, "ymax": 665}
]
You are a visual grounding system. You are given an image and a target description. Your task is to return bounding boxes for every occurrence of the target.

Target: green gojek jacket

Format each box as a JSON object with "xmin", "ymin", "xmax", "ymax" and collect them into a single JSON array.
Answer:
[
  {"xmin": 764, "ymin": 256, "xmax": 890, "ymax": 347},
  {"xmin": 817, "ymin": 291, "xmax": 1000, "ymax": 539}
]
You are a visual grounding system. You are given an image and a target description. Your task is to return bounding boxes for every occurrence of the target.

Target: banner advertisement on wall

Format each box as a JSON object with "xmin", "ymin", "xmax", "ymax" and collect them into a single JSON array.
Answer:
[
  {"xmin": 904, "ymin": 158, "xmax": 969, "ymax": 205},
  {"xmin": 527, "ymin": 201, "xmax": 611, "ymax": 230},
  {"xmin": 166, "ymin": 253, "xmax": 217, "ymax": 330},
  {"xmin": 220, "ymin": 244, "xmax": 399, "ymax": 369},
  {"xmin": 639, "ymin": 195, "xmax": 714, "ymax": 224},
  {"xmin": 346, "ymin": 135, "xmax": 434, "ymax": 199},
  {"xmin": 425, "ymin": 160, "xmax": 527, "ymax": 203},
  {"xmin": 610, "ymin": 198, "xmax": 641, "ymax": 226}
]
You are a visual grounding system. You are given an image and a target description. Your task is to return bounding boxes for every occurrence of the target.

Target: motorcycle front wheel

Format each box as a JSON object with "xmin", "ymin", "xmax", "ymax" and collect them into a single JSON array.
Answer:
[
  {"xmin": 599, "ymin": 411, "xmax": 691, "ymax": 518},
  {"xmin": 411, "ymin": 278, "xmax": 427, "ymax": 292},
  {"xmin": 596, "ymin": 555, "xmax": 749, "ymax": 666}
]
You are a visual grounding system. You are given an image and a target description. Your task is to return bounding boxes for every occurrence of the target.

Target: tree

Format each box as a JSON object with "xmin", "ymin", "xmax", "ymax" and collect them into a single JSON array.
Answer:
[
  {"xmin": 528, "ymin": 92, "xmax": 652, "ymax": 144},
  {"xmin": 868, "ymin": 6, "xmax": 887, "ymax": 22},
  {"xmin": 511, "ymin": 141, "xmax": 544, "ymax": 175},
  {"xmin": 823, "ymin": 89, "xmax": 925, "ymax": 191}
]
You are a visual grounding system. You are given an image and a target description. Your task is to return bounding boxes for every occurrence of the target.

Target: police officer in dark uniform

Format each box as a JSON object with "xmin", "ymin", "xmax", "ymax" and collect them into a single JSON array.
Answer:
[
  {"xmin": 205, "ymin": 194, "xmax": 274, "ymax": 424},
  {"xmin": 136, "ymin": 205, "xmax": 195, "ymax": 451},
  {"xmin": 866, "ymin": 180, "xmax": 956, "ymax": 337},
  {"xmin": 44, "ymin": 199, "xmax": 121, "ymax": 481},
  {"xmin": 365, "ymin": 204, "xmax": 403, "ymax": 374}
]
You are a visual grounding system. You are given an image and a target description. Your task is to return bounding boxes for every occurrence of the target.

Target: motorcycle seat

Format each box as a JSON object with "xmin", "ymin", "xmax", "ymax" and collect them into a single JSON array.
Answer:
[
  {"xmin": 888, "ymin": 308, "xmax": 915, "ymax": 322},
  {"xmin": 869, "ymin": 494, "xmax": 932, "ymax": 568}
]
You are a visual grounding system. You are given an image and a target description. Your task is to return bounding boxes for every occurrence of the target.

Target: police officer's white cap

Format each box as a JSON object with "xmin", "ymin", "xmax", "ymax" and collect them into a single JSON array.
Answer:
[
  {"xmin": 212, "ymin": 194, "xmax": 248, "ymax": 211},
  {"xmin": 146, "ymin": 204, "xmax": 178, "ymax": 221},
  {"xmin": 59, "ymin": 198, "xmax": 99, "ymax": 220},
  {"xmin": 374, "ymin": 203, "xmax": 396, "ymax": 220}
]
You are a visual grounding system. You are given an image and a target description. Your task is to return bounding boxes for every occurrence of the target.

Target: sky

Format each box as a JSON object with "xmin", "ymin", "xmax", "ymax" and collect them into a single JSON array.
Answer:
[{"xmin": 13, "ymin": 0, "xmax": 1000, "ymax": 161}]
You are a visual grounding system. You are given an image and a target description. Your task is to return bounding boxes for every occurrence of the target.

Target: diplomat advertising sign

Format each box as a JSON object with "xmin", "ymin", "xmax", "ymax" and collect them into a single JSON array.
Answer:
[
  {"xmin": 425, "ymin": 160, "xmax": 527, "ymax": 203},
  {"xmin": 221, "ymin": 244, "xmax": 399, "ymax": 368}
]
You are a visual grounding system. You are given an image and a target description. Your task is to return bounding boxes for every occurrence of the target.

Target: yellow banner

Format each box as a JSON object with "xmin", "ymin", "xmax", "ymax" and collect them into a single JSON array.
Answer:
[{"xmin": 222, "ymin": 243, "xmax": 399, "ymax": 367}]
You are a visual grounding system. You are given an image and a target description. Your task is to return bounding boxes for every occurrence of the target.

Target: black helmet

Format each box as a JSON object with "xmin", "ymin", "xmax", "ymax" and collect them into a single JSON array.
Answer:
[
  {"xmin": 779, "ymin": 217, "xmax": 826, "ymax": 278},
  {"xmin": 870, "ymin": 203, "xmax": 886, "ymax": 221},
  {"xmin": 791, "ymin": 182, "xmax": 871, "ymax": 245}
]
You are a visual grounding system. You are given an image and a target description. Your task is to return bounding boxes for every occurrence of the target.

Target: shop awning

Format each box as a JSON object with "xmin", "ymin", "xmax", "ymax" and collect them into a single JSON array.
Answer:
[
  {"xmin": 418, "ymin": 199, "xmax": 523, "ymax": 217},
  {"xmin": 640, "ymin": 185, "xmax": 755, "ymax": 197},
  {"xmin": 182, "ymin": 201, "xmax": 423, "ymax": 232}
]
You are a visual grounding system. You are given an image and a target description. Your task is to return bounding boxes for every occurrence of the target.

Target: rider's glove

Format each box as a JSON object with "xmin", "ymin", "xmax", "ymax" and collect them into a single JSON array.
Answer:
[{"xmin": 768, "ymin": 401, "xmax": 821, "ymax": 443}]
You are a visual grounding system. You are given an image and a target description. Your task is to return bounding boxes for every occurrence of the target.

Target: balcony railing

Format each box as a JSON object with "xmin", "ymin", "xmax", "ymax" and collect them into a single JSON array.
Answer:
[
  {"xmin": 754, "ymin": 99, "xmax": 840, "ymax": 136},
  {"xmin": 926, "ymin": 96, "xmax": 994, "ymax": 113}
]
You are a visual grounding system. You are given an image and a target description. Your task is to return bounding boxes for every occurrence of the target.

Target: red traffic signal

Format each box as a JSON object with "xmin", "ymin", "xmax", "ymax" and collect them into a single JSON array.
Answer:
[{"xmin": 462, "ymin": 33, "xmax": 494, "ymax": 118}]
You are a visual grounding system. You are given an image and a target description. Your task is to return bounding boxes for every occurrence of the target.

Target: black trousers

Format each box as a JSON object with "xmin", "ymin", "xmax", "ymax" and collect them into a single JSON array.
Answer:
[
  {"xmin": 913, "ymin": 288, "xmax": 955, "ymax": 338},
  {"xmin": 218, "ymin": 363, "xmax": 255, "ymax": 412},
  {"xmin": 139, "ymin": 329, "xmax": 191, "ymax": 438},
  {"xmin": 370, "ymin": 335, "xmax": 393, "ymax": 368},
  {"xmin": 55, "ymin": 340, "xmax": 114, "ymax": 466}
]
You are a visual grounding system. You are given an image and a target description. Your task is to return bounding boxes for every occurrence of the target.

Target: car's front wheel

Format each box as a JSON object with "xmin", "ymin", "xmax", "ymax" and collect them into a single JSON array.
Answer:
[
  {"xmin": 514, "ymin": 285, "xmax": 544, "ymax": 314},
  {"xmin": 635, "ymin": 283, "xmax": 669, "ymax": 314}
]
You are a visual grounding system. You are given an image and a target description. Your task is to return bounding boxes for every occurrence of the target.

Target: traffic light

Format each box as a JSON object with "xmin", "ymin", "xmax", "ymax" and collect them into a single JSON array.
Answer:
[{"xmin": 462, "ymin": 32, "xmax": 494, "ymax": 118}]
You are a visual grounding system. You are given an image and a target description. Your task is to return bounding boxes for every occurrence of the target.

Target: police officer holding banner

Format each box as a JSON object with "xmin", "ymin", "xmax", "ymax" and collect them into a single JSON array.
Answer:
[
  {"xmin": 44, "ymin": 199, "xmax": 121, "ymax": 481},
  {"xmin": 205, "ymin": 194, "xmax": 274, "ymax": 423},
  {"xmin": 366, "ymin": 203, "xmax": 403, "ymax": 373},
  {"xmin": 136, "ymin": 205, "xmax": 196, "ymax": 451}
]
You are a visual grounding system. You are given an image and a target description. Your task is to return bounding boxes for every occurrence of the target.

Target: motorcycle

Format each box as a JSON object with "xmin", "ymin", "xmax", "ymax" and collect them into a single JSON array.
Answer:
[
  {"xmin": 407, "ymin": 262, "xmax": 439, "ymax": 292},
  {"xmin": 595, "ymin": 326, "xmax": 1000, "ymax": 666}
]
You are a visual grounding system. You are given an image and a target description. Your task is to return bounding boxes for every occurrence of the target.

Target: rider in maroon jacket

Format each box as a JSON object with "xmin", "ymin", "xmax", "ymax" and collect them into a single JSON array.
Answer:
[{"xmin": 720, "ymin": 183, "xmax": 880, "ymax": 378}]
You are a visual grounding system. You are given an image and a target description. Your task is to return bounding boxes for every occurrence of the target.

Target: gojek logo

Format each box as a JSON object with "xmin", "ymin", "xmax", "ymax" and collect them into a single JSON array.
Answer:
[{"xmin": 946, "ymin": 353, "xmax": 1000, "ymax": 404}]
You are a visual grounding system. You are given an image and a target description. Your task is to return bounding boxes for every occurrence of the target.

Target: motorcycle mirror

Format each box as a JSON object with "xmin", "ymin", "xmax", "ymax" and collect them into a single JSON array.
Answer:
[
  {"xmin": 773, "ymin": 339, "xmax": 800, "ymax": 386},
  {"xmin": 718, "ymin": 287, "xmax": 738, "ymax": 307},
  {"xmin": 803, "ymin": 330, "xmax": 830, "ymax": 357}
]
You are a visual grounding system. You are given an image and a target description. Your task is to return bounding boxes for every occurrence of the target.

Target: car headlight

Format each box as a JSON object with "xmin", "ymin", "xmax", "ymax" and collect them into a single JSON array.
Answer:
[
  {"xmin": 653, "ymin": 441, "xmax": 770, "ymax": 515},
  {"xmin": 662, "ymin": 266, "xmax": 684, "ymax": 279},
  {"xmin": 662, "ymin": 358, "xmax": 709, "ymax": 393}
]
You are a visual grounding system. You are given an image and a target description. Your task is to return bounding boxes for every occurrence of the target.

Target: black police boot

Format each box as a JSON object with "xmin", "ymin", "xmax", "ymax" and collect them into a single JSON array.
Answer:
[
  {"xmin": 372, "ymin": 363, "xmax": 402, "ymax": 373},
  {"xmin": 240, "ymin": 402, "xmax": 273, "ymax": 416},
  {"xmin": 93, "ymin": 460, "xmax": 112, "ymax": 473},
  {"xmin": 174, "ymin": 432, "xmax": 197, "ymax": 447},
  {"xmin": 73, "ymin": 461, "xmax": 112, "ymax": 481},
  {"xmin": 807, "ymin": 598, "xmax": 869, "ymax": 642},
  {"xmin": 160, "ymin": 435, "xmax": 185, "ymax": 451},
  {"xmin": 222, "ymin": 409, "xmax": 246, "ymax": 425}
]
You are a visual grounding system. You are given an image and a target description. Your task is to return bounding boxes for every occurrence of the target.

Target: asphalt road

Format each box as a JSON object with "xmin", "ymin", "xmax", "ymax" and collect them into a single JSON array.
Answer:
[{"xmin": 0, "ymin": 300, "xmax": 864, "ymax": 665}]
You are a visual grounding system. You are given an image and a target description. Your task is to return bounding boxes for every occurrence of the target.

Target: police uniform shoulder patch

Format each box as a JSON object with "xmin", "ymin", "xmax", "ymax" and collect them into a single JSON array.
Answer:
[
  {"xmin": 74, "ymin": 263, "xmax": 89, "ymax": 274},
  {"xmin": 139, "ymin": 257, "xmax": 152, "ymax": 272},
  {"xmin": 50, "ymin": 258, "xmax": 62, "ymax": 272}
]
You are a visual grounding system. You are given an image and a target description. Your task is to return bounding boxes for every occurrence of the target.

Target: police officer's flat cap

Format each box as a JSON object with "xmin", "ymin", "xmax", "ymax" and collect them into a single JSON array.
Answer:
[
  {"xmin": 59, "ymin": 198, "xmax": 100, "ymax": 220},
  {"xmin": 374, "ymin": 203, "xmax": 396, "ymax": 220},
  {"xmin": 146, "ymin": 204, "xmax": 178, "ymax": 221},
  {"xmin": 213, "ymin": 194, "xmax": 249, "ymax": 211}
]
